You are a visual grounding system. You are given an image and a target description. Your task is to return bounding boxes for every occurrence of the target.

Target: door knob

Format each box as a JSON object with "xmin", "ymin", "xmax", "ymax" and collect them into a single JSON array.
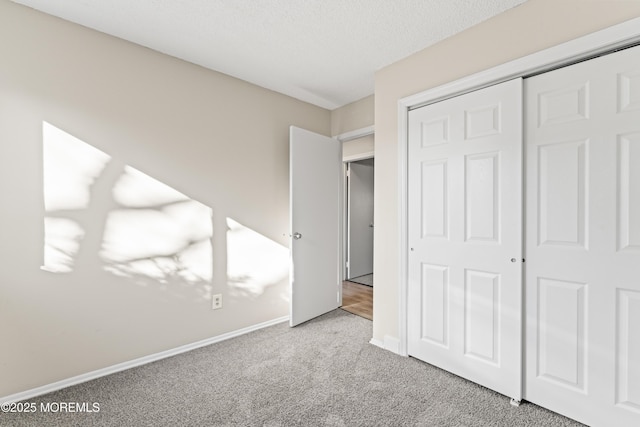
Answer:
[{"xmin": 292, "ymin": 232, "xmax": 302, "ymax": 240}]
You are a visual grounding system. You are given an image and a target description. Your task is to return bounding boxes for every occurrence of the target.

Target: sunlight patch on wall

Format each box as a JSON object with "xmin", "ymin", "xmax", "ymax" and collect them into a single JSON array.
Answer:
[
  {"xmin": 43, "ymin": 122, "xmax": 111, "ymax": 212},
  {"xmin": 102, "ymin": 166, "xmax": 212, "ymax": 283},
  {"xmin": 42, "ymin": 217, "xmax": 85, "ymax": 273},
  {"xmin": 42, "ymin": 121, "xmax": 213, "ymax": 285},
  {"xmin": 226, "ymin": 218, "xmax": 288, "ymax": 297}
]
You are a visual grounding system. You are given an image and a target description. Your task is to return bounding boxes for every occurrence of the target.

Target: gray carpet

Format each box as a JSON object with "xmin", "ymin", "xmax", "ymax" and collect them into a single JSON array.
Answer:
[{"xmin": 0, "ymin": 310, "xmax": 582, "ymax": 427}]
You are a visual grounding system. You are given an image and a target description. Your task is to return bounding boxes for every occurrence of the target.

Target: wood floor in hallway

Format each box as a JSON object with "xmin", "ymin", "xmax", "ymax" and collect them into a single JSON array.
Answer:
[{"xmin": 341, "ymin": 280, "xmax": 372, "ymax": 320}]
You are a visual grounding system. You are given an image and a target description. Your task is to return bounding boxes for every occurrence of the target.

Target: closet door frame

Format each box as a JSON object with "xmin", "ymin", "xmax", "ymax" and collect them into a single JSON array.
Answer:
[{"xmin": 397, "ymin": 16, "xmax": 640, "ymax": 357}]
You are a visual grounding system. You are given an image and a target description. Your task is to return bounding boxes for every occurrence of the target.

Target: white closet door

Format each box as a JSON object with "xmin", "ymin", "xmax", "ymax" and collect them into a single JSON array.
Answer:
[
  {"xmin": 525, "ymin": 44, "xmax": 640, "ymax": 427},
  {"xmin": 407, "ymin": 78, "xmax": 523, "ymax": 400}
]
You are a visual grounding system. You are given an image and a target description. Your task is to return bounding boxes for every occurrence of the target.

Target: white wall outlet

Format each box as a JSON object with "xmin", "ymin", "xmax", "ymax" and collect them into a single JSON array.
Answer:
[{"xmin": 212, "ymin": 293, "xmax": 223, "ymax": 310}]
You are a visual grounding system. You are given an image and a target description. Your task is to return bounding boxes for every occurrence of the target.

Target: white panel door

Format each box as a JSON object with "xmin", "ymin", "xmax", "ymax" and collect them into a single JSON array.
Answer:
[
  {"xmin": 289, "ymin": 126, "xmax": 342, "ymax": 327},
  {"xmin": 347, "ymin": 159, "xmax": 374, "ymax": 279},
  {"xmin": 525, "ymin": 44, "xmax": 640, "ymax": 427},
  {"xmin": 407, "ymin": 78, "xmax": 523, "ymax": 400}
]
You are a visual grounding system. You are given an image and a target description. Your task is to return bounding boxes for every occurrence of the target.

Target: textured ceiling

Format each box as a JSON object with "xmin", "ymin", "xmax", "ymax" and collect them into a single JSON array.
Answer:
[{"xmin": 11, "ymin": 0, "xmax": 528, "ymax": 109}]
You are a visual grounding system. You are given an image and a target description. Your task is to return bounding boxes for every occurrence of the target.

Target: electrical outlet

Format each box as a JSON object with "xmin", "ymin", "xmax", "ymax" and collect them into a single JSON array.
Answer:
[{"xmin": 212, "ymin": 293, "xmax": 223, "ymax": 310}]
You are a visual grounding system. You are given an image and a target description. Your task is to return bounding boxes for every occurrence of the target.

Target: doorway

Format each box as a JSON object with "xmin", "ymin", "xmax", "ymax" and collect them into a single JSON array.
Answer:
[
  {"xmin": 346, "ymin": 158, "xmax": 374, "ymax": 282},
  {"xmin": 342, "ymin": 157, "xmax": 374, "ymax": 320}
]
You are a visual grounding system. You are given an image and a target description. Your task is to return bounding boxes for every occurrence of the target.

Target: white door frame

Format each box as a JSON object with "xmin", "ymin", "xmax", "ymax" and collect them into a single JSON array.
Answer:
[{"xmin": 397, "ymin": 17, "xmax": 640, "ymax": 356}]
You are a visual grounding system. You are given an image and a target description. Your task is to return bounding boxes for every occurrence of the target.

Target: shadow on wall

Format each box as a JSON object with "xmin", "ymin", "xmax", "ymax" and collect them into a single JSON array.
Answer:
[{"xmin": 41, "ymin": 121, "xmax": 288, "ymax": 302}]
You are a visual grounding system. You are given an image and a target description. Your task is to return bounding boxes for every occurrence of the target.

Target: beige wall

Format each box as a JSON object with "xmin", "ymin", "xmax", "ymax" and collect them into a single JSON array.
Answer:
[
  {"xmin": 373, "ymin": 0, "xmax": 640, "ymax": 344},
  {"xmin": 330, "ymin": 95, "xmax": 374, "ymax": 137},
  {"xmin": 0, "ymin": 1, "xmax": 330, "ymax": 398},
  {"xmin": 331, "ymin": 95, "xmax": 375, "ymax": 161}
]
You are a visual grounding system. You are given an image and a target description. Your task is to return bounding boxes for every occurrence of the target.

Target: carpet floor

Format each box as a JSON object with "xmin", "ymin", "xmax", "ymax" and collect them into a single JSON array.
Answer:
[{"xmin": 0, "ymin": 310, "xmax": 583, "ymax": 427}]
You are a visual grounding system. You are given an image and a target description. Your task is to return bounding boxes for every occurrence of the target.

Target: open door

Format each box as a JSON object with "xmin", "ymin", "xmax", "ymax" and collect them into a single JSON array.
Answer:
[{"xmin": 289, "ymin": 126, "xmax": 342, "ymax": 326}]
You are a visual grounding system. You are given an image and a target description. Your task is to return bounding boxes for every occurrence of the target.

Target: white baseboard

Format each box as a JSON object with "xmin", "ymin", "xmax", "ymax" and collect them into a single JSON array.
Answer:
[
  {"xmin": 383, "ymin": 335, "xmax": 401, "ymax": 354},
  {"xmin": 369, "ymin": 337, "xmax": 384, "ymax": 349},
  {"xmin": 369, "ymin": 335, "xmax": 402, "ymax": 356},
  {"xmin": 1, "ymin": 316, "xmax": 289, "ymax": 404}
]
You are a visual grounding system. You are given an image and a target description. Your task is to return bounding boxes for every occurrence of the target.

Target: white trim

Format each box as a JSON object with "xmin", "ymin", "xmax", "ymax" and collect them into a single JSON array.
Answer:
[
  {"xmin": 335, "ymin": 125, "xmax": 374, "ymax": 142},
  {"xmin": 0, "ymin": 316, "xmax": 289, "ymax": 404},
  {"xmin": 369, "ymin": 337, "xmax": 385, "ymax": 349},
  {"xmin": 384, "ymin": 335, "xmax": 401, "ymax": 355},
  {"xmin": 343, "ymin": 151, "xmax": 375, "ymax": 163},
  {"xmin": 397, "ymin": 16, "xmax": 640, "ymax": 357},
  {"xmin": 339, "ymin": 144, "xmax": 345, "ymax": 304},
  {"xmin": 368, "ymin": 336, "xmax": 402, "ymax": 355},
  {"xmin": 342, "ymin": 153, "xmax": 375, "ymax": 280},
  {"xmin": 397, "ymin": 102, "xmax": 409, "ymax": 357},
  {"xmin": 342, "ymin": 162, "xmax": 349, "ymax": 279}
]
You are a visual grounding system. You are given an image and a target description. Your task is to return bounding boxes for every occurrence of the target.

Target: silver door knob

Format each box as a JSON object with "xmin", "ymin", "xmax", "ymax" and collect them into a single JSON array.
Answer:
[{"xmin": 292, "ymin": 232, "xmax": 302, "ymax": 240}]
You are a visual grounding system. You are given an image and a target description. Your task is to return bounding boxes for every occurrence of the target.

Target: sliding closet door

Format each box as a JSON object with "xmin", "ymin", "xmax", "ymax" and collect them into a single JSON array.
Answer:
[
  {"xmin": 525, "ymin": 44, "xmax": 640, "ymax": 427},
  {"xmin": 407, "ymin": 78, "xmax": 523, "ymax": 400}
]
